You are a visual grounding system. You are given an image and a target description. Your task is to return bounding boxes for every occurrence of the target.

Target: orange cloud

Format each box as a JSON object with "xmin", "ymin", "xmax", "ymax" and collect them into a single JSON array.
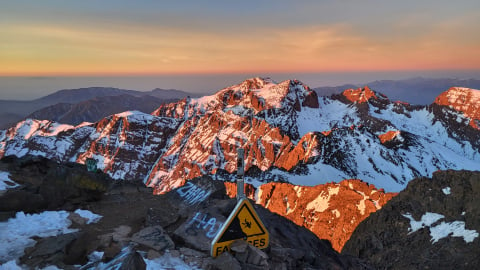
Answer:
[{"xmin": 1, "ymin": 19, "xmax": 479, "ymax": 76}]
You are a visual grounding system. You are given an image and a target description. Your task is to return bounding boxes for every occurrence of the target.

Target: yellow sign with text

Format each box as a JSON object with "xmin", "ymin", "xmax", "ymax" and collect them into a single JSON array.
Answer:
[{"xmin": 211, "ymin": 198, "xmax": 269, "ymax": 257}]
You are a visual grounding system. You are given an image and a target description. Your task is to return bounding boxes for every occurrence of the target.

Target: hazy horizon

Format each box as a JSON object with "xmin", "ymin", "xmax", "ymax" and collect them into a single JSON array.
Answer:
[{"xmin": 1, "ymin": 70, "xmax": 480, "ymax": 101}]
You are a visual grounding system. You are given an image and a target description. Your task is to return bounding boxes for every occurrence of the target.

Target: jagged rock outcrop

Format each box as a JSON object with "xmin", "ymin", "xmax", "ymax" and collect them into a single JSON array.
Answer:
[
  {"xmin": 342, "ymin": 170, "xmax": 480, "ymax": 269},
  {"xmin": 434, "ymin": 87, "xmax": 480, "ymax": 129},
  {"xmin": 342, "ymin": 86, "xmax": 377, "ymax": 104},
  {"xmin": 225, "ymin": 180, "xmax": 396, "ymax": 252}
]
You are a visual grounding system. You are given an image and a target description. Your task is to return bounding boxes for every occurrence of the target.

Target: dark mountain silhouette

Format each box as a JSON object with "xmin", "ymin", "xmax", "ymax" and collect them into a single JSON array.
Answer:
[
  {"xmin": 27, "ymin": 95, "xmax": 177, "ymax": 126},
  {"xmin": 0, "ymin": 87, "xmax": 197, "ymax": 129}
]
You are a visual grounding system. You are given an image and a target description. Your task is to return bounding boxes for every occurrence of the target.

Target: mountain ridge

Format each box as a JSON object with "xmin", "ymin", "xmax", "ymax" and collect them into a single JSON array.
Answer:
[
  {"xmin": 315, "ymin": 77, "xmax": 480, "ymax": 105},
  {"xmin": 0, "ymin": 77, "xmax": 479, "ymax": 195},
  {"xmin": 0, "ymin": 87, "xmax": 198, "ymax": 129}
]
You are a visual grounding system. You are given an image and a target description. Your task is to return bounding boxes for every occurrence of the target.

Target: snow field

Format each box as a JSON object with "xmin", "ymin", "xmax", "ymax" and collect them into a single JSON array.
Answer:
[{"xmin": 0, "ymin": 210, "xmax": 103, "ymax": 266}]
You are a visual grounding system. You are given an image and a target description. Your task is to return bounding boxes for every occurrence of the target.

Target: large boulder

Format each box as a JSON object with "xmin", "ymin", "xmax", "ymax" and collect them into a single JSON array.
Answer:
[{"xmin": 0, "ymin": 155, "xmax": 111, "ymax": 213}]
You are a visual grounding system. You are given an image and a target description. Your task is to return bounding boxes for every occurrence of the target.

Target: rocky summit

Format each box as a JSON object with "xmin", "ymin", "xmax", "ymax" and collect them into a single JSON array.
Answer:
[
  {"xmin": 0, "ymin": 155, "xmax": 372, "ymax": 269},
  {"xmin": 342, "ymin": 170, "xmax": 480, "ymax": 269}
]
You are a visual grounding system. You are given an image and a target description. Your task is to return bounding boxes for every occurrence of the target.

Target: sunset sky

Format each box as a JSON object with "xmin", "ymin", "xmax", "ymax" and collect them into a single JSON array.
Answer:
[{"xmin": 1, "ymin": 0, "xmax": 479, "ymax": 76}]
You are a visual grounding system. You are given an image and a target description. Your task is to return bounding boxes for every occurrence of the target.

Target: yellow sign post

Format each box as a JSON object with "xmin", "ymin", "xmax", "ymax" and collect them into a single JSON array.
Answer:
[{"xmin": 211, "ymin": 198, "xmax": 269, "ymax": 257}]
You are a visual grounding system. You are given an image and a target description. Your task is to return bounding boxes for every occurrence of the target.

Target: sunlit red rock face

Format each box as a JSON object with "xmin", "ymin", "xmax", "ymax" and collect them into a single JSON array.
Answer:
[
  {"xmin": 342, "ymin": 86, "xmax": 377, "ymax": 103},
  {"xmin": 378, "ymin": 130, "xmax": 401, "ymax": 144},
  {"xmin": 434, "ymin": 87, "xmax": 480, "ymax": 129},
  {"xmin": 225, "ymin": 180, "xmax": 396, "ymax": 252},
  {"xmin": 146, "ymin": 78, "xmax": 321, "ymax": 194},
  {"xmin": 145, "ymin": 110, "xmax": 323, "ymax": 194}
]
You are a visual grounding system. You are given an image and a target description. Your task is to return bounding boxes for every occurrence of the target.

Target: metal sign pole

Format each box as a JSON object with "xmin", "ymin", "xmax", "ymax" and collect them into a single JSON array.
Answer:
[{"xmin": 236, "ymin": 148, "xmax": 245, "ymax": 201}]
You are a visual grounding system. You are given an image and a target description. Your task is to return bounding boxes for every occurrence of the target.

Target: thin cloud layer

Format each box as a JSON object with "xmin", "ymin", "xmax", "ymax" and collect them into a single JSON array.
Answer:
[{"xmin": 0, "ymin": 1, "xmax": 479, "ymax": 75}]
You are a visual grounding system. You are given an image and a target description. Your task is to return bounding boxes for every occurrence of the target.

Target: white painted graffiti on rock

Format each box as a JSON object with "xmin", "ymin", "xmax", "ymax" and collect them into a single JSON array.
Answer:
[
  {"xmin": 186, "ymin": 212, "xmax": 223, "ymax": 239},
  {"xmin": 176, "ymin": 182, "xmax": 212, "ymax": 205}
]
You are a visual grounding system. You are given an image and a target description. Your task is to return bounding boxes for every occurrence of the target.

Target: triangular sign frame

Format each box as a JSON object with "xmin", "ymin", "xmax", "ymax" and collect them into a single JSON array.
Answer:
[{"xmin": 211, "ymin": 198, "xmax": 269, "ymax": 257}]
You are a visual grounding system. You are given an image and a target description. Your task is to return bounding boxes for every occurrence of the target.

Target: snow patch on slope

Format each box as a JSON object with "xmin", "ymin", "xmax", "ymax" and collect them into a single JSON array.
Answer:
[
  {"xmin": 402, "ymin": 212, "xmax": 479, "ymax": 244},
  {"xmin": 0, "ymin": 211, "xmax": 76, "ymax": 263},
  {"xmin": 297, "ymin": 98, "xmax": 360, "ymax": 137},
  {"xmin": 0, "ymin": 209, "xmax": 103, "ymax": 264},
  {"xmin": 0, "ymin": 171, "xmax": 19, "ymax": 193},
  {"xmin": 74, "ymin": 209, "xmax": 103, "ymax": 224},
  {"xmin": 306, "ymin": 186, "xmax": 339, "ymax": 212}
]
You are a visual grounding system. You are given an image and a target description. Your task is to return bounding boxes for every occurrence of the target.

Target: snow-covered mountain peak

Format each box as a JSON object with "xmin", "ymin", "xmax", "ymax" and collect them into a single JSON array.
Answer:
[
  {"xmin": 342, "ymin": 86, "xmax": 378, "ymax": 104},
  {"xmin": 236, "ymin": 77, "xmax": 277, "ymax": 90},
  {"xmin": 152, "ymin": 78, "xmax": 318, "ymax": 124},
  {"xmin": 434, "ymin": 87, "xmax": 480, "ymax": 129}
]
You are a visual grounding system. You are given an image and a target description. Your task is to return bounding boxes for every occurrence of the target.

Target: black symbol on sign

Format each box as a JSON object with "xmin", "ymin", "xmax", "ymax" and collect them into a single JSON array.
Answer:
[{"xmin": 242, "ymin": 219, "xmax": 251, "ymax": 229}]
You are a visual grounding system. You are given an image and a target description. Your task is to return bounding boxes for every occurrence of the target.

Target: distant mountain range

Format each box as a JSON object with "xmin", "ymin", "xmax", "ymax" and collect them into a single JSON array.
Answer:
[
  {"xmin": 314, "ymin": 77, "xmax": 480, "ymax": 105},
  {"xmin": 26, "ymin": 95, "xmax": 180, "ymax": 126},
  {"xmin": 0, "ymin": 87, "xmax": 199, "ymax": 129},
  {"xmin": 2, "ymin": 77, "xmax": 479, "ymax": 130}
]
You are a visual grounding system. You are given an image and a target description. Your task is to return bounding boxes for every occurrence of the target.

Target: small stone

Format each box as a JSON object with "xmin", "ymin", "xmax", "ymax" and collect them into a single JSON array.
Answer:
[
  {"xmin": 112, "ymin": 225, "xmax": 132, "ymax": 242},
  {"xmin": 120, "ymin": 251, "xmax": 146, "ymax": 270},
  {"xmin": 230, "ymin": 240, "xmax": 248, "ymax": 253},
  {"xmin": 131, "ymin": 226, "xmax": 174, "ymax": 251},
  {"xmin": 147, "ymin": 249, "xmax": 161, "ymax": 260},
  {"xmin": 68, "ymin": 212, "xmax": 87, "ymax": 226},
  {"xmin": 179, "ymin": 247, "xmax": 206, "ymax": 258},
  {"xmin": 210, "ymin": 251, "xmax": 241, "ymax": 270},
  {"xmin": 97, "ymin": 234, "xmax": 113, "ymax": 248},
  {"xmin": 244, "ymin": 245, "xmax": 269, "ymax": 266}
]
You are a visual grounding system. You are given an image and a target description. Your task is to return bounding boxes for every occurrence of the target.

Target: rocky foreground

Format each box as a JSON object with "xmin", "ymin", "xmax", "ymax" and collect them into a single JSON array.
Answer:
[
  {"xmin": 0, "ymin": 155, "xmax": 371, "ymax": 269},
  {"xmin": 342, "ymin": 170, "xmax": 480, "ymax": 269}
]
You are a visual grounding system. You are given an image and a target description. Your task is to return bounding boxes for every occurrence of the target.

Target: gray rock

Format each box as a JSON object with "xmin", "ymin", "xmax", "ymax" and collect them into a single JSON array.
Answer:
[
  {"xmin": 100, "ymin": 247, "xmax": 146, "ymax": 270},
  {"xmin": 209, "ymin": 251, "xmax": 242, "ymax": 270},
  {"xmin": 68, "ymin": 212, "xmax": 88, "ymax": 226},
  {"xmin": 174, "ymin": 210, "xmax": 225, "ymax": 251},
  {"xmin": 231, "ymin": 240, "xmax": 269, "ymax": 269},
  {"xmin": 131, "ymin": 226, "xmax": 174, "ymax": 251},
  {"xmin": 146, "ymin": 249, "xmax": 161, "ymax": 260},
  {"xmin": 120, "ymin": 251, "xmax": 146, "ymax": 270},
  {"xmin": 20, "ymin": 232, "xmax": 79, "ymax": 268},
  {"xmin": 111, "ymin": 225, "xmax": 132, "ymax": 243},
  {"xmin": 145, "ymin": 205, "xmax": 179, "ymax": 228},
  {"xmin": 24, "ymin": 233, "xmax": 78, "ymax": 257}
]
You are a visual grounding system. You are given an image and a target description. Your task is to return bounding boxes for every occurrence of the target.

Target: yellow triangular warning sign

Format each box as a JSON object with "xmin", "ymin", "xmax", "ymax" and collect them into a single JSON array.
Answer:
[{"xmin": 211, "ymin": 198, "xmax": 269, "ymax": 257}]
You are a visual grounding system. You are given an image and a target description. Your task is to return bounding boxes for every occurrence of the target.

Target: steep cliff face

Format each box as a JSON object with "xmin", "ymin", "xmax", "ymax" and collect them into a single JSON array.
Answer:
[
  {"xmin": 434, "ymin": 87, "xmax": 480, "ymax": 129},
  {"xmin": 224, "ymin": 180, "xmax": 396, "ymax": 252}
]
